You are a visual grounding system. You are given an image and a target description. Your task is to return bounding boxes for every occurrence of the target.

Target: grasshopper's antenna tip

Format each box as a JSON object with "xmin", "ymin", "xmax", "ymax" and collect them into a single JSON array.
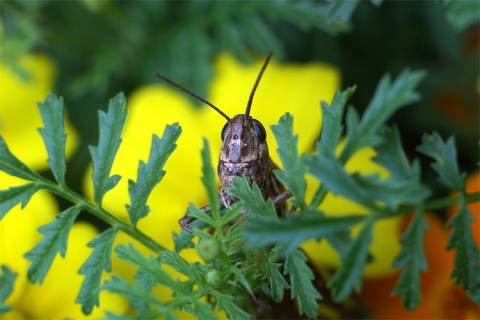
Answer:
[{"xmin": 245, "ymin": 51, "xmax": 273, "ymax": 118}]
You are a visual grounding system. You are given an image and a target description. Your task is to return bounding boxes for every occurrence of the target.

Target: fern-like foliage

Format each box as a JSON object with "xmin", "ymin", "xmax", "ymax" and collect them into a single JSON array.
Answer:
[
  {"xmin": 417, "ymin": 133, "xmax": 480, "ymax": 304},
  {"xmin": 89, "ymin": 93, "xmax": 127, "ymax": 206},
  {"xmin": 76, "ymin": 228, "xmax": 118, "ymax": 315},
  {"xmin": 0, "ymin": 266, "xmax": 17, "ymax": 314},
  {"xmin": 0, "ymin": 92, "xmax": 180, "ymax": 315},
  {"xmin": 1, "ymin": 63, "xmax": 479, "ymax": 319},
  {"xmin": 24, "ymin": 205, "xmax": 82, "ymax": 284}
]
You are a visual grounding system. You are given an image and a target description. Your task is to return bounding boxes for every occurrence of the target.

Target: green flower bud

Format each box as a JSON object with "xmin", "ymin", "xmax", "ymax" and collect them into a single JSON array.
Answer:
[{"xmin": 197, "ymin": 237, "xmax": 221, "ymax": 263}]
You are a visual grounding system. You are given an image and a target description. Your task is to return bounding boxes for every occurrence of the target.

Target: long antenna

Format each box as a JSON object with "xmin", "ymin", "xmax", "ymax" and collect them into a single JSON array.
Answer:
[
  {"xmin": 153, "ymin": 72, "xmax": 231, "ymax": 122},
  {"xmin": 244, "ymin": 50, "xmax": 273, "ymax": 118}
]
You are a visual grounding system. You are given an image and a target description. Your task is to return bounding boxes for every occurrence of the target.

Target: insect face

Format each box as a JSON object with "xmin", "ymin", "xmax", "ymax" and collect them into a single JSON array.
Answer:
[{"xmin": 220, "ymin": 115, "xmax": 267, "ymax": 163}]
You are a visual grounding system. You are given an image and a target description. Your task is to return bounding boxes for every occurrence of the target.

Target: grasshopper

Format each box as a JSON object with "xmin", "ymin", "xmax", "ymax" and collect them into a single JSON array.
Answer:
[{"xmin": 155, "ymin": 51, "xmax": 292, "ymax": 232}]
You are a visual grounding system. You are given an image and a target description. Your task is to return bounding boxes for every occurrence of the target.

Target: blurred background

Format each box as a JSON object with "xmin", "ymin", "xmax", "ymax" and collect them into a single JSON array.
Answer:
[
  {"xmin": 1, "ymin": 0, "xmax": 478, "ymax": 217},
  {"xmin": 1, "ymin": 1, "xmax": 479, "ymax": 318}
]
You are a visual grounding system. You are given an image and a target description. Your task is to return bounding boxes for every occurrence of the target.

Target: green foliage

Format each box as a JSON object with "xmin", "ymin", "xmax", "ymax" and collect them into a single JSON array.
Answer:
[
  {"xmin": 1, "ymin": 62, "xmax": 479, "ymax": 320},
  {"xmin": 89, "ymin": 93, "xmax": 127, "ymax": 206},
  {"xmin": 0, "ymin": 265, "xmax": 17, "ymax": 314},
  {"xmin": 285, "ymin": 249, "xmax": 322, "ymax": 318},
  {"xmin": 114, "ymin": 244, "xmax": 180, "ymax": 292},
  {"xmin": 392, "ymin": 211, "xmax": 429, "ymax": 310},
  {"xmin": 418, "ymin": 133, "xmax": 480, "ymax": 304},
  {"xmin": 442, "ymin": 0, "xmax": 480, "ymax": 32},
  {"xmin": 0, "ymin": 135, "xmax": 45, "ymax": 182},
  {"xmin": 417, "ymin": 133, "xmax": 465, "ymax": 190},
  {"xmin": 37, "ymin": 93, "xmax": 68, "ymax": 186},
  {"xmin": 102, "ymin": 275, "xmax": 175, "ymax": 319},
  {"xmin": 126, "ymin": 124, "xmax": 181, "ymax": 226},
  {"xmin": 76, "ymin": 228, "xmax": 118, "ymax": 315},
  {"xmin": 0, "ymin": 183, "xmax": 41, "ymax": 219},
  {"xmin": 328, "ymin": 219, "xmax": 373, "ymax": 302},
  {"xmin": 200, "ymin": 138, "xmax": 221, "ymax": 221},
  {"xmin": 242, "ymin": 212, "xmax": 363, "ymax": 254},
  {"xmin": 229, "ymin": 176, "xmax": 278, "ymax": 218},
  {"xmin": 271, "ymin": 113, "xmax": 308, "ymax": 209},
  {"xmin": 340, "ymin": 69, "xmax": 426, "ymax": 161},
  {"xmin": 263, "ymin": 260, "xmax": 289, "ymax": 302},
  {"xmin": 24, "ymin": 205, "xmax": 82, "ymax": 284}
]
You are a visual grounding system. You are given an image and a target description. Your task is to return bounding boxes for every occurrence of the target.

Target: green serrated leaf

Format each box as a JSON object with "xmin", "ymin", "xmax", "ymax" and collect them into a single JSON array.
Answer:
[
  {"xmin": 375, "ymin": 126, "xmax": 418, "ymax": 180},
  {"xmin": 114, "ymin": 244, "xmax": 180, "ymax": 291},
  {"xmin": 342, "ymin": 69, "xmax": 426, "ymax": 162},
  {"xmin": 285, "ymin": 249, "xmax": 321, "ymax": 318},
  {"xmin": 446, "ymin": 197, "xmax": 480, "ymax": 298},
  {"xmin": 227, "ymin": 267, "xmax": 253, "ymax": 294},
  {"xmin": 268, "ymin": 1, "xmax": 353, "ymax": 35},
  {"xmin": 229, "ymin": 176, "xmax": 277, "ymax": 218},
  {"xmin": 0, "ymin": 265, "xmax": 17, "ymax": 314},
  {"xmin": 24, "ymin": 205, "xmax": 81, "ymax": 284},
  {"xmin": 220, "ymin": 203, "xmax": 243, "ymax": 227},
  {"xmin": 200, "ymin": 138, "xmax": 220, "ymax": 220},
  {"xmin": 192, "ymin": 299, "xmax": 218, "ymax": 320},
  {"xmin": 173, "ymin": 229, "xmax": 196, "ymax": 252},
  {"xmin": 212, "ymin": 290, "xmax": 250, "ymax": 320},
  {"xmin": 328, "ymin": 219, "xmax": 374, "ymax": 302},
  {"xmin": 76, "ymin": 228, "xmax": 118, "ymax": 315},
  {"xmin": 101, "ymin": 274, "xmax": 166, "ymax": 309},
  {"xmin": 126, "ymin": 123, "xmax": 181, "ymax": 226},
  {"xmin": 160, "ymin": 251, "xmax": 198, "ymax": 280},
  {"xmin": 37, "ymin": 93, "xmax": 68, "ymax": 185},
  {"xmin": 416, "ymin": 132, "xmax": 465, "ymax": 191},
  {"xmin": 370, "ymin": 0, "xmax": 383, "ymax": 7},
  {"xmin": 187, "ymin": 202, "xmax": 215, "ymax": 226},
  {"xmin": 104, "ymin": 309, "xmax": 167, "ymax": 320},
  {"xmin": 355, "ymin": 173, "xmax": 430, "ymax": 209},
  {"xmin": 444, "ymin": 0, "xmax": 480, "ymax": 32},
  {"xmin": 89, "ymin": 92, "xmax": 128, "ymax": 205},
  {"xmin": 306, "ymin": 152, "xmax": 376, "ymax": 209},
  {"xmin": 264, "ymin": 261, "xmax": 289, "ymax": 302},
  {"xmin": 131, "ymin": 270, "xmax": 155, "ymax": 316},
  {"xmin": 310, "ymin": 87, "xmax": 356, "ymax": 209},
  {"xmin": 224, "ymin": 222, "xmax": 245, "ymax": 249},
  {"xmin": 173, "ymin": 218, "xmax": 210, "ymax": 252},
  {"xmin": 392, "ymin": 211, "xmax": 429, "ymax": 310},
  {"xmin": 0, "ymin": 183, "xmax": 41, "ymax": 220},
  {"xmin": 243, "ymin": 212, "xmax": 364, "ymax": 254},
  {"xmin": 0, "ymin": 135, "xmax": 44, "ymax": 181},
  {"xmin": 271, "ymin": 113, "xmax": 307, "ymax": 209},
  {"xmin": 317, "ymin": 87, "xmax": 355, "ymax": 157}
]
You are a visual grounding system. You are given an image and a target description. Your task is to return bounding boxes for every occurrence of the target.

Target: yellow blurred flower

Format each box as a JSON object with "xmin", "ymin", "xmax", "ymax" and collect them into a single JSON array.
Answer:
[{"xmin": 0, "ymin": 54, "xmax": 127, "ymax": 317}]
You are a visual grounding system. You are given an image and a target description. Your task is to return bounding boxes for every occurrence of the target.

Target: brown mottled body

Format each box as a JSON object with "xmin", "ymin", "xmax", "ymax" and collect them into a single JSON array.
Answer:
[{"xmin": 218, "ymin": 114, "xmax": 285, "ymax": 210}]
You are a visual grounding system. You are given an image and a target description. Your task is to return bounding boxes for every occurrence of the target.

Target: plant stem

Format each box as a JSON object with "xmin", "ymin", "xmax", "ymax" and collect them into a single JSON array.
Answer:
[
  {"xmin": 378, "ymin": 192, "xmax": 480, "ymax": 219},
  {"xmin": 38, "ymin": 176, "xmax": 167, "ymax": 254}
]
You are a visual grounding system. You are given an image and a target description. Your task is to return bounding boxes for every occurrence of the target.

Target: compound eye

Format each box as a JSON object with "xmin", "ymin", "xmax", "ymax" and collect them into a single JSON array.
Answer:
[
  {"xmin": 221, "ymin": 122, "xmax": 230, "ymax": 140},
  {"xmin": 253, "ymin": 119, "xmax": 266, "ymax": 142}
]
